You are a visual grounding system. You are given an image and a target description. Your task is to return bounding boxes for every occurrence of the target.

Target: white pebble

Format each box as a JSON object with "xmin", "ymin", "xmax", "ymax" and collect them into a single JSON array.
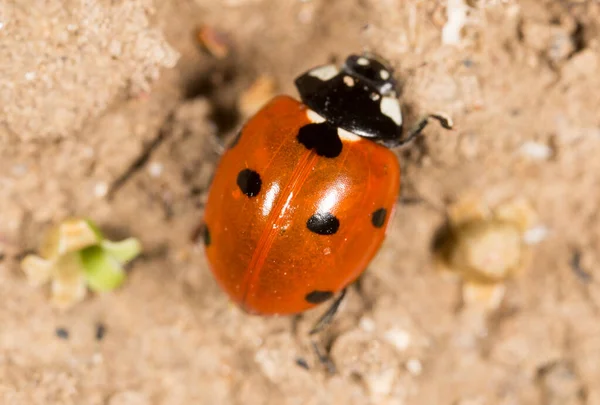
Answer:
[
  {"xmin": 406, "ymin": 358, "xmax": 423, "ymax": 375},
  {"xmin": 148, "ymin": 162, "xmax": 163, "ymax": 177},
  {"xmin": 24, "ymin": 71, "xmax": 36, "ymax": 81},
  {"xmin": 519, "ymin": 141, "xmax": 552, "ymax": 160},
  {"xmin": 364, "ymin": 368, "xmax": 396, "ymax": 399},
  {"xmin": 359, "ymin": 317, "xmax": 375, "ymax": 332},
  {"xmin": 94, "ymin": 182, "xmax": 108, "ymax": 198},
  {"xmin": 523, "ymin": 225, "xmax": 549, "ymax": 245},
  {"xmin": 383, "ymin": 327, "xmax": 411, "ymax": 351},
  {"xmin": 91, "ymin": 352, "xmax": 104, "ymax": 365},
  {"xmin": 442, "ymin": 0, "xmax": 469, "ymax": 45}
]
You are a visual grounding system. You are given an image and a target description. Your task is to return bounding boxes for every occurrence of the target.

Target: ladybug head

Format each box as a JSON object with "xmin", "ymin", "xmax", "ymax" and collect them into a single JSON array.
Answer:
[
  {"xmin": 295, "ymin": 53, "xmax": 403, "ymax": 147},
  {"xmin": 342, "ymin": 54, "xmax": 398, "ymax": 97}
]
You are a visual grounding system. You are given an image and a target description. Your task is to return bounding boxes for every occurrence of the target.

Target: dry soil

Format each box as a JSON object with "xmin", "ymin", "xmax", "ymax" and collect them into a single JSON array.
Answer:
[{"xmin": 1, "ymin": 1, "xmax": 600, "ymax": 404}]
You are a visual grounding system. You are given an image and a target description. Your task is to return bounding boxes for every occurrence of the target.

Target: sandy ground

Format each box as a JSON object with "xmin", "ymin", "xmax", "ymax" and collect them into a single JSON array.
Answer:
[{"xmin": 1, "ymin": 0, "xmax": 600, "ymax": 404}]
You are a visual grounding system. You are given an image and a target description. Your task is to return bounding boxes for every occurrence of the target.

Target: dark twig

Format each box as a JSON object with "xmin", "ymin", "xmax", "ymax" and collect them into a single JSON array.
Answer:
[{"xmin": 107, "ymin": 112, "xmax": 176, "ymax": 200}]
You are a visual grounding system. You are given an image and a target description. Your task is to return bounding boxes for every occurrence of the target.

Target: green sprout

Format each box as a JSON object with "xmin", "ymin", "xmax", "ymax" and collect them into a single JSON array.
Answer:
[{"xmin": 21, "ymin": 218, "xmax": 141, "ymax": 309}]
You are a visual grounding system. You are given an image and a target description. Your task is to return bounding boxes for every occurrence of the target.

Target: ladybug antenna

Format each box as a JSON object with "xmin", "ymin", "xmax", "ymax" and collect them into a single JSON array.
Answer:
[{"xmin": 408, "ymin": 60, "xmax": 428, "ymax": 72}]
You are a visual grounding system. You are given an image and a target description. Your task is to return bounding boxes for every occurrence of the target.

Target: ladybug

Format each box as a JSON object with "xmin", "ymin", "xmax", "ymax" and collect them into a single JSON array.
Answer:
[{"xmin": 202, "ymin": 54, "xmax": 451, "ymax": 324}]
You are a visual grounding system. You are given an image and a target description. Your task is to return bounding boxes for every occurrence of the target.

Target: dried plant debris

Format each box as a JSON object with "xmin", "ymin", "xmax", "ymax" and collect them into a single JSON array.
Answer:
[
  {"xmin": 21, "ymin": 219, "xmax": 141, "ymax": 309},
  {"xmin": 434, "ymin": 195, "xmax": 541, "ymax": 310},
  {"xmin": 196, "ymin": 25, "xmax": 231, "ymax": 59},
  {"xmin": 238, "ymin": 75, "xmax": 277, "ymax": 119}
]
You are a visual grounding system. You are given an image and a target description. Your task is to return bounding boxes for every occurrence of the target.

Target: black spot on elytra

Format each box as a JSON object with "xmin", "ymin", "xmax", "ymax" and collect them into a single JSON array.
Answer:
[
  {"xmin": 237, "ymin": 169, "xmax": 262, "ymax": 197},
  {"xmin": 306, "ymin": 212, "xmax": 340, "ymax": 235},
  {"xmin": 203, "ymin": 224, "xmax": 211, "ymax": 246},
  {"xmin": 297, "ymin": 122, "xmax": 343, "ymax": 158},
  {"xmin": 371, "ymin": 208, "xmax": 387, "ymax": 228},
  {"xmin": 305, "ymin": 290, "xmax": 333, "ymax": 304}
]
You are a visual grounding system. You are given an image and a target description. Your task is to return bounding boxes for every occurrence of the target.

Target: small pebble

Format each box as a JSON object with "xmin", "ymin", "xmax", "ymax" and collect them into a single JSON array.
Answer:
[
  {"xmin": 519, "ymin": 141, "xmax": 553, "ymax": 160},
  {"xmin": 406, "ymin": 358, "xmax": 423, "ymax": 376},
  {"xmin": 443, "ymin": 0, "xmax": 469, "ymax": 45},
  {"xmin": 298, "ymin": 3, "xmax": 315, "ymax": 24},
  {"xmin": 383, "ymin": 327, "xmax": 411, "ymax": 351},
  {"xmin": 359, "ymin": 317, "xmax": 375, "ymax": 333},
  {"xmin": 95, "ymin": 323, "xmax": 106, "ymax": 341},
  {"xmin": 364, "ymin": 367, "xmax": 397, "ymax": 399},
  {"xmin": 570, "ymin": 250, "xmax": 592, "ymax": 283},
  {"xmin": 91, "ymin": 352, "xmax": 104, "ymax": 365},
  {"xmin": 295, "ymin": 357, "xmax": 310, "ymax": 370},
  {"xmin": 523, "ymin": 225, "xmax": 548, "ymax": 245},
  {"xmin": 94, "ymin": 182, "xmax": 108, "ymax": 198},
  {"xmin": 435, "ymin": 196, "xmax": 537, "ymax": 310},
  {"xmin": 462, "ymin": 58, "xmax": 474, "ymax": 68},
  {"xmin": 148, "ymin": 162, "xmax": 163, "ymax": 177},
  {"xmin": 56, "ymin": 327, "xmax": 69, "ymax": 339}
]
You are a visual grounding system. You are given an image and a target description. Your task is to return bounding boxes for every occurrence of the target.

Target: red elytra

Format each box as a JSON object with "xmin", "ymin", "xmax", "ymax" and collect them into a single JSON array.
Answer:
[
  {"xmin": 202, "ymin": 54, "xmax": 449, "ymax": 316},
  {"xmin": 203, "ymin": 94, "xmax": 400, "ymax": 315}
]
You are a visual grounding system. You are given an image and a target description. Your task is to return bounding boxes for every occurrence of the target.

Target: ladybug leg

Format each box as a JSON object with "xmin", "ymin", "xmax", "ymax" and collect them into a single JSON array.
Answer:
[
  {"xmin": 307, "ymin": 289, "xmax": 347, "ymax": 374},
  {"xmin": 209, "ymin": 132, "xmax": 226, "ymax": 155},
  {"xmin": 207, "ymin": 126, "xmax": 240, "ymax": 157},
  {"xmin": 309, "ymin": 288, "xmax": 348, "ymax": 335},
  {"xmin": 223, "ymin": 128, "xmax": 242, "ymax": 151},
  {"xmin": 397, "ymin": 113, "xmax": 454, "ymax": 146},
  {"xmin": 310, "ymin": 340, "xmax": 336, "ymax": 374},
  {"xmin": 398, "ymin": 195, "xmax": 423, "ymax": 205},
  {"xmin": 190, "ymin": 222, "xmax": 205, "ymax": 244}
]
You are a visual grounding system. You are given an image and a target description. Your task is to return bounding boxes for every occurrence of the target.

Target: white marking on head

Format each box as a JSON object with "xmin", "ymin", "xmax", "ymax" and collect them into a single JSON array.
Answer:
[
  {"xmin": 308, "ymin": 65, "xmax": 339, "ymax": 81},
  {"xmin": 306, "ymin": 109, "xmax": 326, "ymax": 123},
  {"xmin": 337, "ymin": 127, "xmax": 361, "ymax": 142},
  {"xmin": 379, "ymin": 83, "xmax": 394, "ymax": 95},
  {"xmin": 343, "ymin": 76, "xmax": 355, "ymax": 87},
  {"xmin": 379, "ymin": 69, "xmax": 390, "ymax": 80},
  {"xmin": 380, "ymin": 97, "xmax": 402, "ymax": 125},
  {"xmin": 370, "ymin": 92, "xmax": 381, "ymax": 101},
  {"xmin": 357, "ymin": 57, "xmax": 370, "ymax": 66}
]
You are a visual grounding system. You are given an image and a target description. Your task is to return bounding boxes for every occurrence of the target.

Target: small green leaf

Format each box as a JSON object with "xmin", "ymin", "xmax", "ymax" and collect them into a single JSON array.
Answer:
[
  {"xmin": 80, "ymin": 245, "xmax": 126, "ymax": 292},
  {"xmin": 101, "ymin": 238, "xmax": 142, "ymax": 264},
  {"xmin": 84, "ymin": 219, "xmax": 105, "ymax": 240}
]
